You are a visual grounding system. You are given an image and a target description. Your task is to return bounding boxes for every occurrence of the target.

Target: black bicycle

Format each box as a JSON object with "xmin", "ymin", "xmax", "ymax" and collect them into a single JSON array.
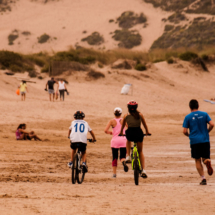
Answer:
[{"xmin": 71, "ymin": 139, "xmax": 95, "ymax": 184}]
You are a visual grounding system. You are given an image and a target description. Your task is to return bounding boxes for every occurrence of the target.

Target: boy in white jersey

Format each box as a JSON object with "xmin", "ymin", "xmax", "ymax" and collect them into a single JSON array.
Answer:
[{"xmin": 67, "ymin": 111, "xmax": 96, "ymax": 172}]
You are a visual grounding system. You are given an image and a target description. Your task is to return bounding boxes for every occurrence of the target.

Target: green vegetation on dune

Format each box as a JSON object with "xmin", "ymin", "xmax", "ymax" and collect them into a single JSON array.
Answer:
[
  {"xmin": 143, "ymin": 0, "xmax": 196, "ymax": 11},
  {"xmin": 151, "ymin": 20, "xmax": 215, "ymax": 50},
  {"xmin": 112, "ymin": 29, "xmax": 142, "ymax": 49},
  {"xmin": 81, "ymin": 32, "xmax": 104, "ymax": 45},
  {"xmin": 186, "ymin": 0, "xmax": 215, "ymax": 15},
  {"xmin": 116, "ymin": 11, "xmax": 147, "ymax": 29},
  {"xmin": 167, "ymin": 12, "xmax": 188, "ymax": 24},
  {"xmin": 38, "ymin": 34, "xmax": 50, "ymax": 43},
  {"xmin": 0, "ymin": 51, "xmax": 34, "ymax": 72},
  {"xmin": 0, "ymin": 0, "xmax": 16, "ymax": 12}
]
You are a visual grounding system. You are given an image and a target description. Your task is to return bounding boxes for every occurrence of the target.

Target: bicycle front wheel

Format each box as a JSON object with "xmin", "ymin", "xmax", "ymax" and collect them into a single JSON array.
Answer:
[
  {"xmin": 71, "ymin": 153, "xmax": 78, "ymax": 184},
  {"xmin": 134, "ymin": 151, "xmax": 139, "ymax": 185}
]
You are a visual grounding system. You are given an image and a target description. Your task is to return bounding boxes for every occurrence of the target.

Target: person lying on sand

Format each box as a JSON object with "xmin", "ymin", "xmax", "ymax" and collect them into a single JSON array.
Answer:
[{"xmin": 16, "ymin": 124, "xmax": 42, "ymax": 141}]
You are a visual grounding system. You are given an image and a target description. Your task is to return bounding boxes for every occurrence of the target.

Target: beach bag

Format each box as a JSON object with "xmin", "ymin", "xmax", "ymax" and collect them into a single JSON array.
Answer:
[{"xmin": 16, "ymin": 89, "xmax": 20, "ymax": 95}]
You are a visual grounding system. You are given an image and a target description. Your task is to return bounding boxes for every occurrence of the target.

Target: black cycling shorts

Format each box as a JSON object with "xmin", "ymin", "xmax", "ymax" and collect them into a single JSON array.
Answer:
[
  {"xmin": 70, "ymin": 142, "xmax": 87, "ymax": 152},
  {"xmin": 191, "ymin": 142, "xmax": 210, "ymax": 159},
  {"xmin": 125, "ymin": 127, "xmax": 144, "ymax": 143}
]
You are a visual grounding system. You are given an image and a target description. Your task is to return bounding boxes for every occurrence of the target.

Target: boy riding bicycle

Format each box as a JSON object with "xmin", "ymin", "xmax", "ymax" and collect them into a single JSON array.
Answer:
[{"xmin": 67, "ymin": 111, "xmax": 96, "ymax": 172}]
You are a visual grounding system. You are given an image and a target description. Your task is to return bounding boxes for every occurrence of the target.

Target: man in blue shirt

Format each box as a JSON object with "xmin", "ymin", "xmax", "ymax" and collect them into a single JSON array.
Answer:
[{"xmin": 183, "ymin": 99, "xmax": 214, "ymax": 185}]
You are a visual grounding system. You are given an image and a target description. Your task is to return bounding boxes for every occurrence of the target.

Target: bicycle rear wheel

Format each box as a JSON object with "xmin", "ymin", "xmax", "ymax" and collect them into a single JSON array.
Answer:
[
  {"xmin": 134, "ymin": 151, "xmax": 139, "ymax": 185},
  {"xmin": 77, "ymin": 160, "xmax": 86, "ymax": 184},
  {"xmin": 71, "ymin": 153, "xmax": 78, "ymax": 184}
]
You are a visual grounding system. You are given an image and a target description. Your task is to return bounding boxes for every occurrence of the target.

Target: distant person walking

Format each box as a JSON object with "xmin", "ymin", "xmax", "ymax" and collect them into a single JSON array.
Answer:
[
  {"xmin": 45, "ymin": 77, "xmax": 58, "ymax": 102},
  {"xmin": 104, "ymin": 107, "xmax": 128, "ymax": 178},
  {"xmin": 183, "ymin": 99, "xmax": 214, "ymax": 185},
  {"xmin": 57, "ymin": 79, "xmax": 68, "ymax": 101},
  {"xmin": 18, "ymin": 80, "xmax": 28, "ymax": 101}
]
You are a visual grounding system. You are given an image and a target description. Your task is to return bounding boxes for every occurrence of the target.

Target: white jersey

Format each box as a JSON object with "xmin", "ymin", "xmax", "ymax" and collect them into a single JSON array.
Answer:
[{"xmin": 69, "ymin": 120, "xmax": 92, "ymax": 144}]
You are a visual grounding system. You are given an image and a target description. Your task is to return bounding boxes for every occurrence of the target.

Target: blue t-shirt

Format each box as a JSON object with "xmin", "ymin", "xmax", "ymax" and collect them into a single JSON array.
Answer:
[{"xmin": 183, "ymin": 111, "xmax": 211, "ymax": 145}]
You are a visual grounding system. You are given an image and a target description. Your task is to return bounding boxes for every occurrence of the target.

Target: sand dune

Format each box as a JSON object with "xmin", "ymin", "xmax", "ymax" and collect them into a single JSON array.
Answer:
[{"xmin": 0, "ymin": 0, "xmax": 168, "ymax": 53}]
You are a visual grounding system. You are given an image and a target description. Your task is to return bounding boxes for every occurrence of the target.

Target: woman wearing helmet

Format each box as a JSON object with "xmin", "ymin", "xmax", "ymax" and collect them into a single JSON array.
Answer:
[
  {"xmin": 104, "ymin": 107, "xmax": 128, "ymax": 178},
  {"xmin": 119, "ymin": 101, "xmax": 150, "ymax": 178}
]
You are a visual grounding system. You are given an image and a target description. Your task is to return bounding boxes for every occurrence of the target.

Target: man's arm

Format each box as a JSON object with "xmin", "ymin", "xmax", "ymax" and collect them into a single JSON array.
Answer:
[
  {"xmin": 45, "ymin": 82, "xmax": 48, "ymax": 90},
  {"xmin": 183, "ymin": 128, "xmax": 189, "ymax": 136},
  {"xmin": 208, "ymin": 120, "xmax": 214, "ymax": 133}
]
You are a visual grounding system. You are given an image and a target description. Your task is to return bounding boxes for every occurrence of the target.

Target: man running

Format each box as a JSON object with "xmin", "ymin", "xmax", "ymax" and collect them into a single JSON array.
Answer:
[
  {"xmin": 183, "ymin": 99, "xmax": 214, "ymax": 185},
  {"xmin": 45, "ymin": 77, "xmax": 58, "ymax": 102}
]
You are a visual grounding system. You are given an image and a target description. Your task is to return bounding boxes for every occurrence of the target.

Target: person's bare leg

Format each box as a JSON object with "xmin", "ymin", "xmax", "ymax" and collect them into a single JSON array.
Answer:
[
  {"xmin": 82, "ymin": 151, "xmax": 86, "ymax": 163},
  {"xmin": 126, "ymin": 140, "xmax": 131, "ymax": 157},
  {"xmin": 23, "ymin": 93, "xmax": 26, "ymax": 101},
  {"xmin": 113, "ymin": 166, "xmax": 117, "ymax": 174},
  {"xmin": 195, "ymin": 158, "xmax": 205, "ymax": 177},
  {"xmin": 71, "ymin": 149, "xmax": 76, "ymax": 162},
  {"xmin": 21, "ymin": 94, "xmax": 23, "ymax": 101},
  {"xmin": 53, "ymin": 94, "xmax": 55, "ymax": 102},
  {"xmin": 137, "ymin": 142, "xmax": 145, "ymax": 169},
  {"xmin": 49, "ymin": 94, "xmax": 51, "ymax": 101}
]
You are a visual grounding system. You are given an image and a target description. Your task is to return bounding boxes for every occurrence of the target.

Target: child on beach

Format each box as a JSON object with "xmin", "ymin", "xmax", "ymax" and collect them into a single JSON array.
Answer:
[
  {"xmin": 18, "ymin": 80, "xmax": 28, "ymax": 101},
  {"xmin": 67, "ymin": 111, "xmax": 96, "ymax": 172}
]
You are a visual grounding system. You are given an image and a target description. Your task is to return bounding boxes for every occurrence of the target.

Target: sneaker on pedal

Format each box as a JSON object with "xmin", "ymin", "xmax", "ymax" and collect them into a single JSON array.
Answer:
[
  {"xmin": 200, "ymin": 179, "xmax": 207, "ymax": 185},
  {"xmin": 67, "ymin": 161, "xmax": 73, "ymax": 168},
  {"xmin": 125, "ymin": 156, "xmax": 131, "ymax": 163},
  {"xmin": 122, "ymin": 161, "xmax": 129, "ymax": 172},
  {"xmin": 82, "ymin": 162, "xmax": 88, "ymax": 172},
  {"xmin": 141, "ymin": 169, "xmax": 148, "ymax": 178}
]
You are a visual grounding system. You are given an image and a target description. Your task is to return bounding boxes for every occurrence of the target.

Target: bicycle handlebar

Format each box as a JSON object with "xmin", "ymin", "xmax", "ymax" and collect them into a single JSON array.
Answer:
[{"xmin": 87, "ymin": 139, "xmax": 96, "ymax": 143}]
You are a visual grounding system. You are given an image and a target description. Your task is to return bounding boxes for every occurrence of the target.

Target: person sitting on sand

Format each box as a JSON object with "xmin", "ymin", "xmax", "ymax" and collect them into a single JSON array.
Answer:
[
  {"xmin": 104, "ymin": 107, "xmax": 128, "ymax": 178},
  {"xmin": 18, "ymin": 80, "xmax": 28, "ymax": 101},
  {"xmin": 45, "ymin": 77, "xmax": 58, "ymax": 102},
  {"xmin": 16, "ymin": 124, "xmax": 42, "ymax": 141}
]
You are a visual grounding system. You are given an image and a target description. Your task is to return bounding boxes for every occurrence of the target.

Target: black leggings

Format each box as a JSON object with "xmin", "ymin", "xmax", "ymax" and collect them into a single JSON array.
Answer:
[
  {"xmin": 112, "ymin": 148, "xmax": 126, "ymax": 167},
  {"xmin": 59, "ymin": 90, "xmax": 65, "ymax": 101}
]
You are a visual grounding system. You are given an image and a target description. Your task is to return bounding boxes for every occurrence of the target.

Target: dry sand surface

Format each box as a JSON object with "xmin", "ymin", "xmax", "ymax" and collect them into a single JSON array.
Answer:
[
  {"xmin": 1, "ymin": 62, "xmax": 215, "ymax": 214},
  {"xmin": 0, "ymin": 0, "xmax": 168, "ymax": 53}
]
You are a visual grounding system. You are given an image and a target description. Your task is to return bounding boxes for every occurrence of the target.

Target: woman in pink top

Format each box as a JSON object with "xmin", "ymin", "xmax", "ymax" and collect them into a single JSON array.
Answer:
[{"xmin": 104, "ymin": 107, "xmax": 128, "ymax": 178}]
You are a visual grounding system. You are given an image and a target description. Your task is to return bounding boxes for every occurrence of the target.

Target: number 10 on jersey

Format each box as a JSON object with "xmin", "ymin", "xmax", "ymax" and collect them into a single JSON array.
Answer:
[{"xmin": 74, "ymin": 123, "xmax": 85, "ymax": 133}]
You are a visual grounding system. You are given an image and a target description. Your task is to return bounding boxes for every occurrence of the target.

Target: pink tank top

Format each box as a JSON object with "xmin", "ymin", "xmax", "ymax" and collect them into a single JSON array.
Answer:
[
  {"xmin": 111, "ymin": 118, "xmax": 126, "ymax": 148},
  {"xmin": 16, "ymin": 129, "xmax": 21, "ymax": 140}
]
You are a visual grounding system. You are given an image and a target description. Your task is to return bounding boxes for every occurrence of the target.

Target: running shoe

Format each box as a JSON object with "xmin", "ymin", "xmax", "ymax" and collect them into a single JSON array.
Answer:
[
  {"xmin": 122, "ymin": 161, "xmax": 129, "ymax": 172},
  {"xmin": 205, "ymin": 160, "xmax": 213, "ymax": 176},
  {"xmin": 125, "ymin": 156, "xmax": 131, "ymax": 163},
  {"xmin": 67, "ymin": 161, "xmax": 73, "ymax": 168},
  {"xmin": 82, "ymin": 162, "xmax": 88, "ymax": 173},
  {"xmin": 200, "ymin": 179, "xmax": 207, "ymax": 185},
  {"xmin": 141, "ymin": 169, "xmax": 148, "ymax": 178},
  {"xmin": 112, "ymin": 174, "xmax": 116, "ymax": 178}
]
